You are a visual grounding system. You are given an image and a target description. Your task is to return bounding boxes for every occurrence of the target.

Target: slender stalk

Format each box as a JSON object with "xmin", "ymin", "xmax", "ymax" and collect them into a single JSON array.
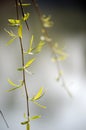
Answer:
[
  {"xmin": 0, "ymin": 110, "xmax": 9, "ymax": 128},
  {"xmin": 15, "ymin": 0, "xmax": 30, "ymax": 120},
  {"xmin": 18, "ymin": 0, "xmax": 29, "ymax": 31},
  {"xmin": 31, "ymin": 0, "xmax": 72, "ymax": 97}
]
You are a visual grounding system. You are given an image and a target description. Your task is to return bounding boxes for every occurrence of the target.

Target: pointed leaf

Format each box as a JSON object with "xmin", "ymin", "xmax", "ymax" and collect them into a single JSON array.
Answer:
[
  {"xmin": 8, "ymin": 19, "xmax": 20, "ymax": 26},
  {"xmin": 27, "ymin": 35, "xmax": 34, "ymax": 54},
  {"xmin": 23, "ymin": 13, "xmax": 30, "ymax": 21},
  {"xmin": 6, "ymin": 37, "xmax": 16, "ymax": 45},
  {"xmin": 41, "ymin": 15, "xmax": 53, "ymax": 28},
  {"xmin": 34, "ymin": 41, "xmax": 45, "ymax": 53},
  {"xmin": 30, "ymin": 115, "xmax": 41, "ymax": 120},
  {"xmin": 18, "ymin": 25, "xmax": 22, "ymax": 38},
  {"xmin": 18, "ymin": 3, "xmax": 31, "ymax": 7},
  {"xmin": 24, "ymin": 58, "xmax": 35, "ymax": 69},
  {"xmin": 33, "ymin": 101, "xmax": 46, "ymax": 109},
  {"xmin": 8, "ymin": 79, "xmax": 19, "ymax": 87},
  {"xmin": 7, "ymin": 86, "xmax": 21, "ymax": 92},
  {"xmin": 21, "ymin": 121, "xmax": 29, "ymax": 125},
  {"xmin": 17, "ymin": 67, "xmax": 24, "ymax": 71},
  {"xmin": 4, "ymin": 29, "xmax": 16, "ymax": 37},
  {"xmin": 7, "ymin": 79, "xmax": 23, "ymax": 92},
  {"xmin": 32, "ymin": 87, "xmax": 44, "ymax": 101},
  {"xmin": 24, "ymin": 113, "xmax": 27, "ymax": 119}
]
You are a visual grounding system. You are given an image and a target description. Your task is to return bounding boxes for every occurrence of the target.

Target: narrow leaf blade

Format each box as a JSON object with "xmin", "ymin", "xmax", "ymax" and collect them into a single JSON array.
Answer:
[
  {"xmin": 8, "ymin": 19, "xmax": 20, "ymax": 26},
  {"xmin": 8, "ymin": 79, "xmax": 19, "ymax": 87},
  {"xmin": 32, "ymin": 87, "xmax": 44, "ymax": 101},
  {"xmin": 21, "ymin": 121, "xmax": 28, "ymax": 125},
  {"xmin": 18, "ymin": 25, "xmax": 22, "ymax": 38},
  {"xmin": 34, "ymin": 41, "xmax": 45, "ymax": 53},
  {"xmin": 30, "ymin": 115, "xmax": 41, "ymax": 120},
  {"xmin": 18, "ymin": 3, "xmax": 31, "ymax": 7},
  {"xmin": 7, "ymin": 86, "xmax": 21, "ymax": 92},
  {"xmin": 6, "ymin": 37, "xmax": 16, "ymax": 45},
  {"xmin": 33, "ymin": 101, "xmax": 46, "ymax": 109},
  {"xmin": 24, "ymin": 58, "xmax": 35, "ymax": 69},
  {"xmin": 23, "ymin": 13, "xmax": 30, "ymax": 21}
]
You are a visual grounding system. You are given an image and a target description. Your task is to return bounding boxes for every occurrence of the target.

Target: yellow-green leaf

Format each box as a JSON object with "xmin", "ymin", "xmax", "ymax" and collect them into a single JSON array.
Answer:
[
  {"xmin": 32, "ymin": 87, "xmax": 44, "ymax": 101},
  {"xmin": 23, "ymin": 13, "xmax": 30, "ymax": 21},
  {"xmin": 24, "ymin": 58, "xmax": 35, "ymax": 69},
  {"xmin": 27, "ymin": 35, "xmax": 34, "ymax": 54},
  {"xmin": 30, "ymin": 115, "xmax": 41, "ymax": 120},
  {"xmin": 7, "ymin": 86, "xmax": 21, "ymax": 92},
  {"xmin": 8, "ymin": 79, "xmax": 19, "ymax": 87},
  {"xmin": 4, "ymin": 29, "xmax": 16, "ymax": 37},
  {"xmin": 7, "ymin": 79, "xmax": 23, "ymax": 92},
  {"xmin": 18, "ymin": 3, "xmax": 31, "ymax": 7},
  {"xmin": 41, "ymin": 15, "xmax": 53, "ymax": 28},
  {"xmin": 18, "ymin": 25, "xmax": 22, "ymax": 38},
  {"xmin": 17, "ymin": 67, "xmax": 24, "ymax": 71},
  {"xmin": 8, "ymin": 19, "xmax": 20, "ymax": 26},
  {"xmin": 6, "ymin": 37, "xmax": 16, "ymax": 45},
  {"xmin": 26, "ymin": 35, "xmax": 34, "ymax": 54},
  {"xmin": 21, "ymin": 121, "xmax": 28, "ymax": 125},
  {"xmin": 33, "ymin": 101, "xmax": 46, "ymax": 109},
  {"xmin": 35, "ymin": 41, "xmax": 45, "ymax": 53}
]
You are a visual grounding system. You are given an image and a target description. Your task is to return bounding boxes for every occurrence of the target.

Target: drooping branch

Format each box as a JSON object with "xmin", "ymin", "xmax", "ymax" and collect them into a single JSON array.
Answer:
[
  {"xmin": 15, "ymin": 0, "xmax": 30, "ymax": 120},
  {"xmin": 31, "ymin": 0, "xmax": 72, "ymax": 97}
]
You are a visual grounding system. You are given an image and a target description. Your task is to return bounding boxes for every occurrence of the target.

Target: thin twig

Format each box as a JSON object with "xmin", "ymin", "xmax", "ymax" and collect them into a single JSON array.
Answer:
[
  {"xmin": 0, "ymin": 110, "xmax": 9, "ymax": 128},
  {"xmin": 15, "ymin": 0, "xmax": 30, "ymax": 120},
  {"xmin": 18, "ymin": 0, "xmax": 29, "ymax": 31},
  {"xmin": 31, "ymin": 0, "xmax": 72, "ymax": 97}
]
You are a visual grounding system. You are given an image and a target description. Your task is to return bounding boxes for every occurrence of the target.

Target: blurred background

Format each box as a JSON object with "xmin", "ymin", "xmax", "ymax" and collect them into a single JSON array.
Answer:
[{"xmin": 0, "ymin": 0, "xmax": 86, "ymax": 130}]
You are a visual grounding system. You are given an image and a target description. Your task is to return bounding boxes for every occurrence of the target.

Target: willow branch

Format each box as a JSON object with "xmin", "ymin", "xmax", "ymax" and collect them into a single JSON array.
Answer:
[
  {"xmin": 15, "ymin": 0, "xmax": 30, "ymax": 120},
  {"xmin": 31, "ymin": 0, "xmax": 72, "ymax": 97},
  {"xmin": 18, "ymin": 0, "xmax": 29, "ymax": 31}
]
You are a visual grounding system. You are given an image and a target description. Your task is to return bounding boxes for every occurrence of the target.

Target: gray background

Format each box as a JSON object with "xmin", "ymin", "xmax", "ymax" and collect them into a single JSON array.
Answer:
[{"xmin": 0, "ymin": 0, "xmax": 86, "ymax": 130}]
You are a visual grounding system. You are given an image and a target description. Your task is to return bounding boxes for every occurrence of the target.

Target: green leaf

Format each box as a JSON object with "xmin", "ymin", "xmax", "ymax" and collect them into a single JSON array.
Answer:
[
  {"xmin": 23, "ymin": 13, "xmax": 30, "ymax": 21},
  {"xmin": 30, "ymin": 115, "xmax": 41, "ymax": 120},
  {"xmin": 24, "ymin": 58, "xmax": 35, "ymax": 69},
  {"xmin": 26, "ymin": 123, "xmax": 30, "ymax": 130},
  {"xmin": 23, "ymin": 113, "xmax": 27, "ymax": 119},
  {"xmin": 8, "ymin": 19, "xmax": 20, "ymax": 26},
  {"xmin": 34, "ymin": 41, "xmax": 45, "ymax": 53},
  {"xmin": 32, "ymin": 87, "xmax": 44, "ymax": 101},
  {"xmin": 18, "ymin": 3, "xmax": 31, "ymax": 7},
  {"xmin": 41, "ymin": 15, "xmax": 53, "ymax": 28},
  {"xmin": 4, "ymin": 29, "xmax": 17, "ymax": 45},
  {"xmin": 26, "ymin": 35, "xmax": 34, "ymax": 54},
  {"xmin": 8, "ymin": 79, "xmax": 19, "ymax": 87},
  {"xmin": 52, "ymin": 43, "xmax": 68, "ymax": 61},
  {"xmin": 4, "ymin": 29, "xmax": 16, "ymax": 37},
  {"xmin": 18, "ymin": 25, "xmax": 22, "ymax": 38},
  {"xmin": 7, "ymin": 79, "xmax": 23, "ymax": 92},
  {"xmin": 21, "ymin": 121, "xmax": 29, "ymax": 125},
  {"xmin": 33, "ymin": 101, "xmax": 46, "ymax": 109},
  {"xmin": 7, "ymin": 86, "xmax": 21, "ymax": 92},
  {"xmin": 17, "ymin": 67, "xmax": 24, "ymax": 71},
  {"xmin": 6, "ymin": 37, "xmax": 16, "ymax": 45}
]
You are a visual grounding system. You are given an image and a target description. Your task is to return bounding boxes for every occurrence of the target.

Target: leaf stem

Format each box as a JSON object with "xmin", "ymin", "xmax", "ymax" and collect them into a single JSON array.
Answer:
[{"xmin": 18, "ymin": 0, "xmax": 29, "ymax": 31}]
